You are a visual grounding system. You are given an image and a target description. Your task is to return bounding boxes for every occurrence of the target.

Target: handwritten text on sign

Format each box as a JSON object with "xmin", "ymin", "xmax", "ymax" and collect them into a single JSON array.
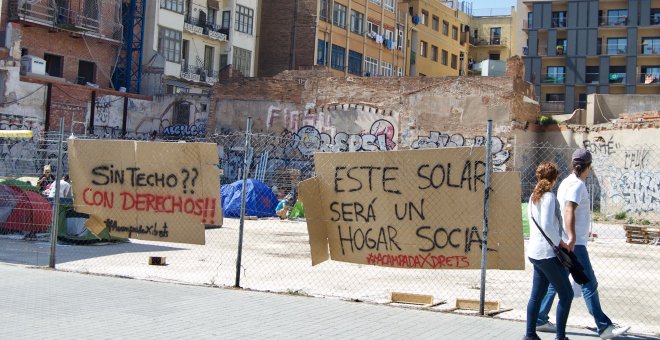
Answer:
[
  {"xmin": 68, "ymin": 140, "xmax": 222, "ymax": 245},
  {"xmin": 299, "ymin": 148, "xmax": 524, "ymax": 270}
]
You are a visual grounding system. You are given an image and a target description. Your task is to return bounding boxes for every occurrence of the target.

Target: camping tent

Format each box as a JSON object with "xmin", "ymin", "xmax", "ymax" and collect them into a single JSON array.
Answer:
[
  {"xmin": 0, "ymin": 184, "xmax": 52, "ymax": 232},
  {"xmin": 56, "ymin": 201, "xmax": 127, "ymax": 243},
  {"xmin": 221, "ymin": 179, "xmax": 278, "ymax": 218}
]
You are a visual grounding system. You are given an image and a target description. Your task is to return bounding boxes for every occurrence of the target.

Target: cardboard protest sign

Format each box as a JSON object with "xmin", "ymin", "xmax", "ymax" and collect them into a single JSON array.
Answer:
[
  {"xmin": 67, "ymin": 139, "xmax": 222, "ymax": 245},
  {"xmin": 300, "ymin": 147, "xmax": 524, "ymax": 270}
]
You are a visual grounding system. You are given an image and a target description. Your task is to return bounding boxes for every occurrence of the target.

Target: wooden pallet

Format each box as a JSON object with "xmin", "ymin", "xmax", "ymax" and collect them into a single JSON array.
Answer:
[
  {"xmin": 390, "ymin": 292, "xmax": 445, "ymax": 308},
  {"xmin": 446, "ymin": 299, "xmax": 512, "ymax": 316},
  {"xmin": 624, "ymin": 225, "xmax": 660, "ymax": 244}
]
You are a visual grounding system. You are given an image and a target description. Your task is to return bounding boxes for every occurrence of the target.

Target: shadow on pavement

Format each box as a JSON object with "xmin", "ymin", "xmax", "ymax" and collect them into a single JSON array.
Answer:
[{"xmin": 0, "ymin": 237, "xmax": 185, "ymax": 266}]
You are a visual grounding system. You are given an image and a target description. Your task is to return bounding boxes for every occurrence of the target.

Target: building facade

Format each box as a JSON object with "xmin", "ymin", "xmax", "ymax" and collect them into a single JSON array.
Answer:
[
  {"xmin": 468, "ymin": 7, "xmax": 516, "ymax": 76},
  {"xmin": 258, "ymin": 0, "xmax": 406, "ymax": 78},
  {"xmin": 141, "ymin": 0, "xmax": 258, "ymax": 95},
  {"xmin": 401, "ymin": 0, "xmax": 470, "ymax": 76},
  {"xmin": 520, "ymin": 0, "xmax": 660, "ymax": 114},
  {"xmin": 4, "ymin": 0, "xmax": 122, "ymax": 88}
]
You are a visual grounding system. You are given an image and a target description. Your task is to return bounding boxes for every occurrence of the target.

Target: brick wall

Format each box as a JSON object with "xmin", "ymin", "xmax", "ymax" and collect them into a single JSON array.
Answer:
[
  {"xmin": 20, "ymin": 27, "xmax": 120, "ymax": 88},
  {"xmin": 257, "ymin": 0, "xmax": 318, "ymax": 77}
]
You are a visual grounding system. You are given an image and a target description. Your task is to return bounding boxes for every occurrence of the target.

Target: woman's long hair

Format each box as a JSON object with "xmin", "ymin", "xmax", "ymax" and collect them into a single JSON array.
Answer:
[{"xmin": 531, "ymin": 162, "xmax": 559, "ymax": 204}]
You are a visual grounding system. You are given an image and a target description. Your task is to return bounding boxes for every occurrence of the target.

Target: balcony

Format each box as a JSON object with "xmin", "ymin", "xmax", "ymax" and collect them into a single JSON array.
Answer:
[
  {"xmin": 639, "ymin": 73, "xmax": 660, "ymax": 84},
  {"xmin": 609, "ymin": 73, "xmax": 626, "ymax": 84},
  {"xmin": 606, "ymin": 44, "xmax": 627, "ymax": 55},
  {"xmin": 184, "ymin": 15, "xmax": 228, "ymax": 41},
  {"xmin": 202, "ymin": 70, "xmax": 219, "ymax": 84},
  {"xmin": 9, "ymin": 0, "xmax": 104, "ymax": 35},
  {"xmin": 541, "ymin": 101, "xmax": 565, "ymax": 113},
  {"xmin": 599, "ymin": 15, "xmax": 628, "ymax": 27},
  {"xmin": 471, "ymin": 37, "xmax": 506, "ymax": 47},
  {"xmin": 181, "ymin": 65, "xmax": 201, "ymax": 82},
  {"xmin": 641, "ymin": 42, "xmax": 660, "ymax": 55},
  {"xmin": 541, "ymin": 73, "xmax": 566, "ymax": 84}
]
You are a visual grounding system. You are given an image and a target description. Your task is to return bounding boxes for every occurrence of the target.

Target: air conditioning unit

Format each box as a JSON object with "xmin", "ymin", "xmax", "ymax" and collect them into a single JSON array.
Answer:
[{"xmin": 20, "ymin": 55, "xmax": 46, "ymax": 75}]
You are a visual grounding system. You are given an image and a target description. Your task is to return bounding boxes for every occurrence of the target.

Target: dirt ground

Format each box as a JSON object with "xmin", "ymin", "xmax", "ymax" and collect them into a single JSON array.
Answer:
[{"xmin": 1, "ymin": 219, "xmax": 658, "ymax": 336}]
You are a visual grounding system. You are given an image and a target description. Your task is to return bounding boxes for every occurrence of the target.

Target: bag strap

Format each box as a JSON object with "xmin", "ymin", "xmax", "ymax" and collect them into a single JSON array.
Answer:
[{"xmin": 530, "ymin": 201, "xmax": 557, "ymax": 248}]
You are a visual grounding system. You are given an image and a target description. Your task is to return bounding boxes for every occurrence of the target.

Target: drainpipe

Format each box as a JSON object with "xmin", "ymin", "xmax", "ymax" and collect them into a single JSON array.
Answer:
[
  {"xmin": 44, "ymin": 83, "xmax": 52, "ymax": 132},
  {"xmin": 88, "ymin": 90, "xmax": 96, "ymax": 135}
]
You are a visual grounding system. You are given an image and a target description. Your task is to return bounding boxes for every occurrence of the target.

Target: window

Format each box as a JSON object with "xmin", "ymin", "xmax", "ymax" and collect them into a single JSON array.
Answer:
[
  {"xmin": 160, "ymin": 0, "xmax": 183, "ymax": 13},
  {"xmin": 398, "ymin": 67, "xmax": 403, "ymax": 76},
  {"xmin": 640, "ymin": 66, "xmax": 660, "ymax": 84},
  {"xmin": 221, "ymin": 11, "xmax": 231, "ymax": 29},
  {"xmin": 420, "ymin": 41, "xmax": 427, "ymax": 57},
  {"xmin": 397, "ymin": 29, "xmax": 403, "ymax": 49},
  {"xmin": 384, "ymin": 0, "xmax": 394, "ymax": 12},
  {"xmin": 552, "ymin": 11, "xmax": 567, "ymax": 27},
  {"xmin": 546, "ymin": 93, "xmax": 565, "ymax": 102},
  {"xmin": 652, "ymin": 9, "xmax": 660, "ymax": 25},
  {"xmin": 442, "ymin": 20, "xmax": 449, "ymax": 35},
  {"xmin": 577, "ymin": 93, "xmax": 587, "ymax": 109},
  {"xmin": 158, "ymin": 27, "xmax": 182, "ymax": 63},
  {"xmin": 364, "ymin": 56, "xmax": 378, "ymax": 76},
  {"xmin": 384, "ymin": 29, "xmax": 394, "ymax": 42},
  {"xmin": 367, "ymin": 21, "xmax": 380, "ymax": 35},
  {"xmin": 348, "ymin": 50, "xmax": 363, "ymax": 75},
  {"xmin": 607, "ymin": 38, "xmax": 627, "ymax": 55},
  {"xmin": 545, "ymin": 66, "xmax": 565, "ymax": 84},
  {"xmin": 597, "ymin": 38, "xmax": 602, "ymax": 55},
  {"xmin": 204, "ymin": 45, "xmax": 214, "ymax": 75},
  {"xmin": 350, "ymin": 10, "xmax": 364, "ymax": 34},
  {"xmin": 527, "ymin": 12, "xmax": 533, "ymax": 29},
  {"xmin": 450, "ymin": 54, "xmax": 457, "ymax": 69},
  {"xmin": 77, "ymin": 60, "xmax": 96, "ymax": 85},
  {"xmin": 181, "ymin": 40, "xmax": 189, "ymax": 67},
  {"xmin": 489, "ymin": 53, "xmax": 500, "ymax": 60},
  {"xmin": 208, "ymin": 9, "xmax": 217, "ymax": 26},
  {"xmin": 333, "ymin": 3, "xmax": 347, "ymax": 28},
  {"xmin": 609, "ymin": 65, "xmax": 626, "ymax": 83},
  {"xmin": 490, "ymin": 27, "xmax": 501, "ymax": 45},
  {"xmin": 317, "ymin": 40, "xmax": 329, "ymax": 65},
  {"xmin": 331, "ymin": 44, "xmax": 345, "ymax": 70},
  {"xmin": 320, "ymin": 0, "xmax": 329, "ymax": 21},
  {"xmin": 421, "ymin": 10, "xmax": 428, "ymax": 26},
  {"xmin": 427, "ymin": 15, "xmax": 437, "ymax": 31},
  {"xmin": 219, "ymin": 54, "xmax": 228, "ymax": 68},
  {"xmin": 607, "ymin": 9, "xmax": 628, "ymax": 26},
  {"xmin": 380, "ymin": 61, "xmax": 392, "ymax": 77},
  {"xmin": 431, "ymin": 45, "xmax": 438, "ymax": 61},
  {"xmin": 441, "ymin": 49, "xmax": 448, "ymax": 65},
  {"xmin": 586, "ymin": 65, "xmax": 599, "ymax": 83},
  {"xmin": 642, "ymin": 37, "xmax": 660, "ymax": 55},
  {"xmin": 233, "ymin": 46, "xmax": 251, "ymax": 76},
  {"xmin": 235, "ymin": 5, "xmax": 254, "ymax": 34},
  {"xmin": 369, "ymin": 0, "xmax": 381, "ymax": 4},
  {"xmin": 452, "ymin": 26, "xmax": 458, "ymax": 40},
  {"xmin": 556, "ymin": 39, "xmax": 567, "ymax": 55},
  {"xmin": 173, "ymin": 101, "xmax": 190, "ymax": 125},
  {"xmin": 43, "ymin": 53, "xmax": 63, "ymax": 77}
]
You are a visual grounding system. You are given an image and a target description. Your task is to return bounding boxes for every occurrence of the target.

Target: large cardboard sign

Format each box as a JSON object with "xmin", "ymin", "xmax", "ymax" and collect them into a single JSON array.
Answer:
[
  {"xmin": 67, "ymin": 140, "xmax": 222, "ymax": 245},
  {"xmin": 300, "ymin": 147, "xmax": 524, "ymax": 270}
]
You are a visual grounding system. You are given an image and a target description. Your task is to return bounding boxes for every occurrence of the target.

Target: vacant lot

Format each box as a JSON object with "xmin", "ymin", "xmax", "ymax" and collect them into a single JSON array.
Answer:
[{"xmin": 1, "ymin": 219, "xmax": 658, "ymax": 336}]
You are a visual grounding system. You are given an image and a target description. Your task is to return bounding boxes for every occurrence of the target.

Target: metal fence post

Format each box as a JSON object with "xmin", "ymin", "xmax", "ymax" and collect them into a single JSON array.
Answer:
[
  {"xmin": 48, "ymin": 117, "xmax": 64, "ymax": 268},
  {"xmin": 235, "ymin": 117, "xmax": 253, "ymax": 287},
  {"xmin": 479, "ymin": 119, "xmax": 493, "ymax": 315}
]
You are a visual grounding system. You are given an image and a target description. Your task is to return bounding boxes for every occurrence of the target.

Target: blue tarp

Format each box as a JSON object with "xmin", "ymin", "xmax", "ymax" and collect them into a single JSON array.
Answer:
[{"xmin": 221, "ymin": 179, "xmax": 278, "ymax": 218}]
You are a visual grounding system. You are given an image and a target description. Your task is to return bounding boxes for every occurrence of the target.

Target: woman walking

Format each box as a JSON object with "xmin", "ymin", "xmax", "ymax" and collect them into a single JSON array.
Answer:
[{"xmin": 523, "ymin": 162, "xmax": 574, "ymax": 340}]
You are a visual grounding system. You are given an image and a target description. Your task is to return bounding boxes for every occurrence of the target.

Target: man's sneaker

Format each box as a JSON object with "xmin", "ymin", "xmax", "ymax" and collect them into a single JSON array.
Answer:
[
  {"xmin": 521, "ymin": 335, "xmax": 541, "ymax": 340},
  {"xmin": 536, "ymin": 321, "xmax": 557, "ymax": 333},
  {"xmin": 599, "ymin": 324, "xmax": 630, "ymax": 339}
]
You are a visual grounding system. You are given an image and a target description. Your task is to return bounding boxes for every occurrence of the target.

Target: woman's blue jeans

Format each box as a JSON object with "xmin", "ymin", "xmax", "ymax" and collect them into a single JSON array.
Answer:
[
  {"xmin": 536, "ymin": 245, "xmax": 612, "ymax": 334},
  {"xmin": 527, "ymin": 256, "xmax": 574, "ymax": 338}
]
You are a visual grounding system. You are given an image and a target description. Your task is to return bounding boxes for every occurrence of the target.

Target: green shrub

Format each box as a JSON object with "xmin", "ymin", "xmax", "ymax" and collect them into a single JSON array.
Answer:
[
  {"xmin": 639, "ymin": 219, "xmax": 651, "ymax": 225},
  {"xmin": 539, "ymin": 115, "xmax": 557, "ymax": 126},
  {"xmin": 614, "ymin": 211, "xmax": 627, "ymax": 220},
  {"xmin": 627, "ymin": 217, "xmax": 635, "ymax": 224}
]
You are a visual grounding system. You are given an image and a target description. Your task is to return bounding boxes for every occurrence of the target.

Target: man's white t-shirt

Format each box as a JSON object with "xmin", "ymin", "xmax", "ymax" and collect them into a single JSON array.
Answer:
[
  {"xmin": 557, "ymin": 173, "xmax": 591, "ymax": 246},
  {"xmin": 48, "ymin": 180, "xmax": 71, "ymax": 199}
]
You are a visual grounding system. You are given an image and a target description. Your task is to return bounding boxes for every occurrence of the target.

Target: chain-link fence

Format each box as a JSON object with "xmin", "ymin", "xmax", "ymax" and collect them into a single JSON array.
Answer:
[{"xmin": 1, "ymin": 124, "xmax": 658, "ymax": 336}]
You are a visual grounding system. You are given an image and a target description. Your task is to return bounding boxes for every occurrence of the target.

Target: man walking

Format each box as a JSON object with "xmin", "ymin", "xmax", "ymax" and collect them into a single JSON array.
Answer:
[{"xmin": 536, "ymin": 149, "xmax": 630, "ymax": 339}]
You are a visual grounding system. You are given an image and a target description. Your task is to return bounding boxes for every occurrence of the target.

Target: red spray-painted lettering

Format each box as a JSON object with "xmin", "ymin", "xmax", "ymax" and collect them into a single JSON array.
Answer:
[{"xmin": 365, "ymin": 253, "xmax": 470, "ymax": 269}]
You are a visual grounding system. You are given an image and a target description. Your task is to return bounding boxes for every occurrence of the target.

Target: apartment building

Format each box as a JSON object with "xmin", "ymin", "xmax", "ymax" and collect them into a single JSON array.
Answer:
[
  {"xmin": 401, "ymin": 0, "xmax": 470, "ymax": 76},
  {"xmin": 142, "ymin": 0, "xmax": 258, "ymax": 95},
  {"xmin": 468, "ymin": 7, "xmax": 516, "ymax": 76},
  {"xmin": 5, "ymin": 0, "xmax": 122, "ymax": 88},
  {"xmin": 257, "ymin": 0, "xmax": 405, "ymax": 78},
  {"xmin": 520, "ymin": 0, "xmax": 660, "ymax": 114}
]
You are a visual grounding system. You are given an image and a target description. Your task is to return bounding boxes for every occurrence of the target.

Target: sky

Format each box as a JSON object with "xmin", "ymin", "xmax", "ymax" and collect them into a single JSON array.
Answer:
[{"xmin": 470, "ymin": 0, "xmax": 517, "ymax": 10}]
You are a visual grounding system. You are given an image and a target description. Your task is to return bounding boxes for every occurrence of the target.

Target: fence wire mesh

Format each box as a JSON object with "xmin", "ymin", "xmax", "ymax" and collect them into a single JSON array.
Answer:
[{"xmin": 0, "ymin": 129, "xmax": 658, "ymax": 336}]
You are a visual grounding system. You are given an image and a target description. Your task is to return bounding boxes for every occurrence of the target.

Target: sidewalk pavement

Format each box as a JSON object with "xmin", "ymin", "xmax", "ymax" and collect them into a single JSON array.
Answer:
[{"xmin": 0, "ymin": 264, "xmax": 644, "ymax": 340}]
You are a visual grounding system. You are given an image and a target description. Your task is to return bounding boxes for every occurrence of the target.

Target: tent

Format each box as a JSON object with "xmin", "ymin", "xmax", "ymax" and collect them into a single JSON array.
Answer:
[
  {"xmin": 221, "ymin": 179, "xmax": 278, "ymax": 218},
  {"xmin": 56, "ymin": 201, "xmax": 127, "ymax": 244},
  {"xmin": 0, "ymin": 184, "xmax": 52, "ymax": 232}
]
